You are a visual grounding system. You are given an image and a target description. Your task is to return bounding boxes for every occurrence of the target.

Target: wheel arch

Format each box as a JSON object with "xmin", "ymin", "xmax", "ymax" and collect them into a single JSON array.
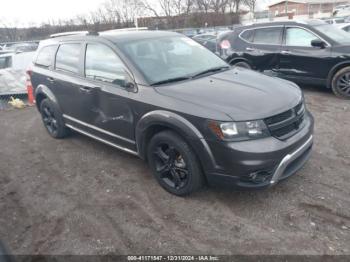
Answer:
[
  {"xmin": 135, "ymin": 110, "xmax": 218, "ymax": 173},
  {"xmin": 35, "ymin": 85, "xmax": 61, "ymax": 112},
  {"xmin": 228, "ymin": 57, "xmax": 252, "ymax": 67},
  {"xmin": 327, "ymin": 61, "xmax": 350, "ymax": 88}
]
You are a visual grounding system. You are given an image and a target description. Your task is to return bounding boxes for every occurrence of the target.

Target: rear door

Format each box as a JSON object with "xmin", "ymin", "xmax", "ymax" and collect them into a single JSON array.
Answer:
[
  {"xmin": 53, "ymin": 42, "xmax": 94, "ymax": 123},
  {"xmin": 30, "ymin": 45, "xmax": 58, "ymax": 96},
  {"xmin": 241, "ymin": 26, "xmax": 283, "ymax": 73},
  {"xmin": 277, "ymin": 26, "xmax": 331, "ymax": 83}
]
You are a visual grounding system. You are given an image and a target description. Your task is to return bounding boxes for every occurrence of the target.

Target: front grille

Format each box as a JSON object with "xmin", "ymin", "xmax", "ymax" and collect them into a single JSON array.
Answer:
[{"xmin": 265, "ymin": 101, "xmax": 306, "ymax": 140}]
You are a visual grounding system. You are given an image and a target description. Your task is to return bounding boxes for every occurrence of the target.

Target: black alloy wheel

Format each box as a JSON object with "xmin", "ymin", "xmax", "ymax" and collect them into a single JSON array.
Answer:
[
  {"xmin": 335, "ymin": 72, "xmax": 350, "ymax": 97},
  {"xmin": 153, "ymin": 144, "xmax": 189, "ymax": 190},
  {"xmin": 332, "ymin": 66, "xmax": 350, "ymax": 99},
  {"xmin": 147, "ymin": 131, "xmax": 204, "ymax": 196}
]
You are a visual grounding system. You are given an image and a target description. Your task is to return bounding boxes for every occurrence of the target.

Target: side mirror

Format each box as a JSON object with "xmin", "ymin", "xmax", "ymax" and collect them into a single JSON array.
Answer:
[
  {"xmin": 311, "ymin": 39, "xmax": 326, "ymax": 49},
  {"xmin": 123, "ymin": 72, "xmax": 137, "ymax": 92},
  {"xmin": 125, "ymin": 81, "xmax": 136, "ymax": 91}
]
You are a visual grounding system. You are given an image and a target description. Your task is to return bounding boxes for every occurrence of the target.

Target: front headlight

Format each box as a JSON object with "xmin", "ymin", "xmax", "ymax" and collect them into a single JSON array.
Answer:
[{"xmin": 208, "ymin": 120, "xmax": 270, "ymax": 141}]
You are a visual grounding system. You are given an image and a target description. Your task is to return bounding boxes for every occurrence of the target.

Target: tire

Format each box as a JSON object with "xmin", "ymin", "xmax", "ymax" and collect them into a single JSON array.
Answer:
[
  {"xmin": 331, "ymin": 66, "xmax": 350, "ymax": 99},
  {"xmin": 40, "ymin": 98, "xmax": 69, "ymax": 138},
  {"xmin": 233, "ymin": 61, "xmax": 251, "ymax": 69},
  {"xmin": 147, "ymin": 130, "xmax": 204, "ymax": 196}
]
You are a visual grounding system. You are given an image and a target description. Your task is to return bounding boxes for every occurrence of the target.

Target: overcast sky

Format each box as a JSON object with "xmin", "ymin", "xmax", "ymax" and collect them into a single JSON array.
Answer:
[
  {"xmin": 1, "ymin": 0, "xmax": 271, "ymax": 27},
  {"xmin": 0, "ymin": 0, "xmax": 106, "ymax": 27}
]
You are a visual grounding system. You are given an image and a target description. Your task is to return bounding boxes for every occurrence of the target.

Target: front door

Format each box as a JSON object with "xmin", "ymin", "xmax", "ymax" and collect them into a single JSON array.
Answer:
[{"xmin": 79, "ymin": 42, "xmax": 136, "ymax": 150}]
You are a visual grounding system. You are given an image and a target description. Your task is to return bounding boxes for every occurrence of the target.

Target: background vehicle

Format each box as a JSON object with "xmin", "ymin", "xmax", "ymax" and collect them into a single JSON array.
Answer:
[
  {"xmin": 218, "ymin": 20, "xmax": 350, "ymax": 99},
  {"xmin": 0, "ymin": 51, "xmax": 36, "ymax": 95},
  {"xmin": 193, "ymin": 33, "xmax": 217, "ymax": 52},
  {"xmin": 336, "ymin": 23, "xmax": 350, "ymax": 32},
  {"xmin": 0, "ymin": 41, "xmax": 39, "ymax": 54},
  {"xmin": 322, "ymin": 17, "xmax": 347, "ymax": 24},
  {"xmin": 29, "ymin": 31, "xmax": 313, "ymax": 196},
  {"xmin": 193, "ymin": 31, "xmax": 232, "ymax": 53}
]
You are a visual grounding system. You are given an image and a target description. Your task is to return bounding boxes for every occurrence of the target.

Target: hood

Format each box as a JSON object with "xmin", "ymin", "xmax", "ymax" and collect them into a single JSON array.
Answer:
[
  {"xmin": 155, "ymin": 68, "xmax": 302, "ymax": 121},
  {"xmin": 332, "ymin": 44, "xmax": 350, "ymax": 54}
]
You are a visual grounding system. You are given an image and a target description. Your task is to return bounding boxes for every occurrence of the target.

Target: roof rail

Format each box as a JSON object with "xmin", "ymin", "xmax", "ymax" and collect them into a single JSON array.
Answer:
[
  {"xmin": 50, "ymin": 31, "xmax": 90, "ymax": 38},
  {"xmin": 100, "ymin": 27, "xmax": 148, "ymax": 34}
]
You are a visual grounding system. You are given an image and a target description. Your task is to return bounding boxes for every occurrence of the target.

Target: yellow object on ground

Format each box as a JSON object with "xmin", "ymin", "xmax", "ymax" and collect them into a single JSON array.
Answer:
[{"xmin": 8, "ymin": 97, "xmax": 26, "ymax": 109}]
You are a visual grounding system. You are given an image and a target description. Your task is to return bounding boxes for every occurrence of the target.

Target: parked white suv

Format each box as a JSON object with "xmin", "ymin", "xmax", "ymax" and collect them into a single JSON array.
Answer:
[{"xmin": 0, "ymin": 51, "xmax": 35, "ymax": 95}]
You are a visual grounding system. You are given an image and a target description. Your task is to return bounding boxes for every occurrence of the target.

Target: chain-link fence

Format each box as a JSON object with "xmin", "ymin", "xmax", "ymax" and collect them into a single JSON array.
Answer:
[{"xmin": 0, "ymin": 93, "xmax": 29, "ymax": 110}]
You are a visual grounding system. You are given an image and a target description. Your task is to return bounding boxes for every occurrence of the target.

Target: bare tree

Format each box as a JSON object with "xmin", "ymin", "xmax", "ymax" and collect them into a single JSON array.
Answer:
[
  {"xmin": 141, "ymin": 0, "xmax": 162, "ymax": 18},
  {"xmin": 196, "ymin": 0, "xmax": 211, "ymax": 13},
  {"xmin": 244, "ymin": 0, "xmax": 257, "ymax": 15},
  {"xmin": 234, "ymin": 0, "xmax": 242, "ymax": 13},
  {"xmin": 0, "ymin": 20, "xmax": 19, "ymax": 42},
  {"xmin": 172, "ymin": 0, "xmax": 194, "ymax": 15},
  {"xmin": 210, "ymin": 0, "xmax": 229, "ymax": 13}
]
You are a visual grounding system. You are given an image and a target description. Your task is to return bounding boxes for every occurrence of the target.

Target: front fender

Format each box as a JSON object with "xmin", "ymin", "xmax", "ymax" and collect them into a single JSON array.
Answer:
[{"xmin": 136, "ymin": 110, "xmax": 218, "ymax": 173}]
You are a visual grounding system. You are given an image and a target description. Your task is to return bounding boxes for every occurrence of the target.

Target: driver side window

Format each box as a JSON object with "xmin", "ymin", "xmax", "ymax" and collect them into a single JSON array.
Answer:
[
  {"xmin": 85, "ymin": 43, "xmax": 128, "ymax": 87},
  {"xmin": 285, "ymin": 27, "xmax": 320, "ymax": 47}
]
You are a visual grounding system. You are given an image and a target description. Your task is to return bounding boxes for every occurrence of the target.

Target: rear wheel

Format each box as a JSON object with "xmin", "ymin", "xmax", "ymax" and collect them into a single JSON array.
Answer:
[
  {"xmin": 233, "ymin": 61, "xmax": 251, "ymax": 69},
  {"xmin": 147, "ymin": 131, "xmax": 204, "ymax": 196},
  {"xmin": 40, "ymin": 98, "xmax": 69, "ymax": 138},
  {"xmin": 331, "ymin": 66, "xmax": 350, "ymax": 99}
]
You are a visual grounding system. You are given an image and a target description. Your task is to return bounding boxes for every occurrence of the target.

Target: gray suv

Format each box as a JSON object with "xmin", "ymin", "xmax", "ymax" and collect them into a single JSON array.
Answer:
[{"xmin": 29, "ymin": 31, "xmax": 314, "ymax": 196}]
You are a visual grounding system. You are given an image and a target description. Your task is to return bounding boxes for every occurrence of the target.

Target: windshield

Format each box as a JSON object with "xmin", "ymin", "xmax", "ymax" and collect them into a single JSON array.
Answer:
[
  {"xmin": 118, "ymin": 36, "xmax": 228, "ymax": 84},
  {"xmin": 314, "ymin": 24, "xmax": 350, "ymax": 44}
]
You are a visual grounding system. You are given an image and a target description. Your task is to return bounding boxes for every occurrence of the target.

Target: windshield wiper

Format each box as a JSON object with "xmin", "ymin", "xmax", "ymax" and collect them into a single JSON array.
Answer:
[
  {"xmin": 192, "ymin": 66, "xmax": 230, "ymax": 78},
  {"xmin": 151, "ymin": 76, "xmax": 191, "ymax": 86}
]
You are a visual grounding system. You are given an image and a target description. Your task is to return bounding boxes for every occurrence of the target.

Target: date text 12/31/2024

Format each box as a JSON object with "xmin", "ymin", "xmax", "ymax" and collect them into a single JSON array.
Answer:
[{"xmin": 127, "ymin": 256, "xmax": 220, "ymax": 261}]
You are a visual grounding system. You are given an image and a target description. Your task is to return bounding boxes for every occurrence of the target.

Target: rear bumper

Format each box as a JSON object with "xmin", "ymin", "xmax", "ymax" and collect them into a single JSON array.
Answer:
[{"xmin": 203, "ymin": 111, "xmax": 314, "ymax": 189}]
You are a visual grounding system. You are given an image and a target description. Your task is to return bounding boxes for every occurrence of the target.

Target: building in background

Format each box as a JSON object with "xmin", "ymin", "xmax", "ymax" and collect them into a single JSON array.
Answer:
[{"xmin": 268, "ymin": 0, "xmax": 349, "ymax": 17}]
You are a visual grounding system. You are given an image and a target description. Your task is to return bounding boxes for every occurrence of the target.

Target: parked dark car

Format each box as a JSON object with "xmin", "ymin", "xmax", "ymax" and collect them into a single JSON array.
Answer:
[
  {"xmin": 218, "ymin": 20, "xmax": 350, "ymax": 99},
  {"xmin": 29, "ymin": 31, "xmax": 314, "ymax": 196},
  {"xmin": 337, "ymin": 23, "xmax": 350, "ymax": 32},
  {"xmin": 193, "ymin": 33, "xmax": 218, "ymax": 52}
]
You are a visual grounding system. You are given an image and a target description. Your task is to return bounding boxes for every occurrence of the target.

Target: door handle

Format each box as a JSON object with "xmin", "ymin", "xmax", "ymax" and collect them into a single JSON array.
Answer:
[
  {"xmin": 47, "ymin": 77, "xmax": 55, "ymax": 83},
  {"xmin": 79, "ymin": 86, "xmax": 93, "ymax": 93},
  {"xmin": 281, "ymin": 50, "xmax": 292, "ymax": 55},
  {"xmin": 246, "ymin": 47, "xmax": 255, "ymax": 51}
]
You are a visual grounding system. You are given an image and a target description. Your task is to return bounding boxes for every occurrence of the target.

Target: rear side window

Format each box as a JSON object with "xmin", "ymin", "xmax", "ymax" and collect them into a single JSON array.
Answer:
[
  {"xmin": 55, "ymin": 43, "xmax": 81, "ymax": 74},
  {"xmin": 85, "ymin": 43, "xmax": 127, "ymax": 86},
  {"xmin": 240, "ymin": 30, "xmax": 254, "ymax": 42},
  {"xmin": 253, "ymin": 27, "xmax": 282, "ymax": 45},
  {"xmin": 35, "ymin": 45, "xmax": 57, "ymax": 67}
]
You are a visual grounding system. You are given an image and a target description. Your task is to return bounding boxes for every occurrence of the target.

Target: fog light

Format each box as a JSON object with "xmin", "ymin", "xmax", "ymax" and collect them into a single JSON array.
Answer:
[{"xmin": 247, "ymin": 171, "xmax": 272, "ymax": 184}]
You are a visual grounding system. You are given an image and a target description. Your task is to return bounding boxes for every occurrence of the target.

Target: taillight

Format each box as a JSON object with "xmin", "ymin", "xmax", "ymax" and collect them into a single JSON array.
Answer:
[
  {"xmin": 26, "ymin": 68, "xmax": 35, "ymax": 104},
  {"xmin": 26, "ymin": 69, "xmax": 33, "ymax": 81},
  {"xmin": 220, "ymin": 40, "xmax": 231, "ymax": 49}
]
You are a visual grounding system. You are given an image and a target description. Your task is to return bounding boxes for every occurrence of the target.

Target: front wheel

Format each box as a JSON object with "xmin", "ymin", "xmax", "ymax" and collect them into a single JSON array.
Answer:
[
  {"xmin": 331, "ymin": 66, "xmax": 350, "ymax": 99},
  {"xmin": 147, "ymin": 131, "xmax": 204, "ymax": 196}
]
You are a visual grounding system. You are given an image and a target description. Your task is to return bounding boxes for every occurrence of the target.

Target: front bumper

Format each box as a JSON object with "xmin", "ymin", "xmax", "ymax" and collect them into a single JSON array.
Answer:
[
  {"xmin": 270, "ymin": 134, "xmax": 312, "ymax": 185},
  {"xmin": 203, "ymin": 111, "xmax": 314, "ymax": 189}
]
